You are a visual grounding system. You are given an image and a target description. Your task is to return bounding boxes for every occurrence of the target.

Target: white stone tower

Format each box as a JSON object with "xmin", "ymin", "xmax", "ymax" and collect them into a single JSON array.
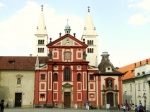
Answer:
[
  {"xmin": 81, "ymin": 7, "xmax": 98, "ymax": 67},
  {"xmin": 35, "ymin": 5, "xmax": 48, "ymax": 56}
]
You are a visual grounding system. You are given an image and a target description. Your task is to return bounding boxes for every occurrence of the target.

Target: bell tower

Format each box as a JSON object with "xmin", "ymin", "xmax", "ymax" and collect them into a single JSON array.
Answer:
[
  {"xmin": 81, "ymin": 7, "xmax": 99, "ymax": 67},
  {"xmin": 35, "ymin": 5, "xmax": 48, "ymax": 56}
]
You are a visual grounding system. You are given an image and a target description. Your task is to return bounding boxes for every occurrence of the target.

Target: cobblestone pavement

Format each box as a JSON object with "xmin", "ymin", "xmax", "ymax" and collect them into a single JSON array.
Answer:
[{"xmin": 4, "ymin": 108, "xmax": 136, "ymax": 112}]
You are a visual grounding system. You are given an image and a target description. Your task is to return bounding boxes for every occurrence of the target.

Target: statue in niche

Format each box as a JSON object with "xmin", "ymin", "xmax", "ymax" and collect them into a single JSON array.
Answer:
[
  {"xmin": 103, "ymin": 84, "xmax": 105, "ymax": 90},
  {"xmin": 83, "ymin": 51, "xmax": 87, "ymax": 59},
  {"xmin": 48, "ymin": 51, "xmax": 52, "ymax": 59},
  {"xmin": 108, "ymin": 80, "xmax": 112, "ymax": 88},
  {"xmin": 115, "ymin": 84, "xmax": 117, "ymax": 90}
]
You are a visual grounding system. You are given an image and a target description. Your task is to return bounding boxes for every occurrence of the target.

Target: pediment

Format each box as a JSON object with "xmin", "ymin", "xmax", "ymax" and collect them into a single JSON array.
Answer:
[{"xmin": 53, "ymin": 37, "xmax": 82, "ymax": 46}]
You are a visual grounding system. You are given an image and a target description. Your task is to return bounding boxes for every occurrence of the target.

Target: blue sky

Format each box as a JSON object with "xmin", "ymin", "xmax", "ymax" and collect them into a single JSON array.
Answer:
[{"xmin": 0, "ymin": 0, "xmax": 150, "ymax": 67}]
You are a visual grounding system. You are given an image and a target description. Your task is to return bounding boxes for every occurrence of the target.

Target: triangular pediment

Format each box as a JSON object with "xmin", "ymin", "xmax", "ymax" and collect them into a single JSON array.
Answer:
[
  {"xmin": 47, "ymin": 34, "xmax": 88, "ymax": 48},
  {"xmin": 53, "ymin": 37, "xmax": 82, "ymax": 46}
]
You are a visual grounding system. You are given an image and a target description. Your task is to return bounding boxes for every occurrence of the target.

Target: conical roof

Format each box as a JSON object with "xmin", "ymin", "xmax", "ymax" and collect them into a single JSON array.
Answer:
[
  {"xmin": 35, "ymin": 5, "xmax": 47, "ymax": 35},
  {"xmin": 82, "ymin": 7, "xmax": 97, "ymax": 36}
]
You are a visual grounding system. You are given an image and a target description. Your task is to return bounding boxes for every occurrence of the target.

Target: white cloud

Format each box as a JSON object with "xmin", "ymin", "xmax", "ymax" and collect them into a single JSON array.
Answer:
[
  {"xmin": 127, "ymin": 0, "xmax": 150, "ymax": 25},
  {"xmin": 128, "ymin": 13, "xmax": 149, "ymax": 25},
  {"xmin": 0, "ymin": 1, "xmax": 84, "ymax": 56},
  {"xmin": 137, "ymin": 0, "xmax": 150, "ymax": 12},
  {"xmin": 0, "ymin": 2, "xmax": 4, "ymax": 7}
]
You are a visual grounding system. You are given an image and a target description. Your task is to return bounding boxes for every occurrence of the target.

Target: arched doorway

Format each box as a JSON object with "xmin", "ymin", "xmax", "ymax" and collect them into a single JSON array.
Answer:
[{"xmin": 107, "ymin": 92, "xmax": 114, "ymax": 106}]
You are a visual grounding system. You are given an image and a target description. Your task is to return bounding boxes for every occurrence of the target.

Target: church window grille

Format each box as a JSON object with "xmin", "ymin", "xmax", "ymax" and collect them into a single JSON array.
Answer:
[
  {"xmin": 87, "ymin": 40, "xmax": 94, "ymax": 45},
  {"xmin": 87, "ymin": 48, "xmax": 94, "ymax": 53},
  {"xmin": 64, "ymin": 67, "xmax": 70, "ymax": 81},
  {"xmin": 53, "ymin": 73, "xmax": 58, "ymax": 81},
  {"xmin": 38, "ymin": 48, "xmax": 44, "ymax": 53},
  {"xmin": 38, "ymin": 40, "xmax": 44, "ymax": 45}
]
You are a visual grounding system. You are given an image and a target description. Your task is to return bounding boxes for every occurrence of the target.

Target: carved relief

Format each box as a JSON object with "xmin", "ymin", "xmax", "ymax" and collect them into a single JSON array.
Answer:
[{"xmin": 62, "ymin": 37, "xmax": 73, "ymax": 46}]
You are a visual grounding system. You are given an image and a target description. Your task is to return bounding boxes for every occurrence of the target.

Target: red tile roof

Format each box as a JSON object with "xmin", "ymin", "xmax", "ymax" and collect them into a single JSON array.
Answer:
[
  {"xmin": 118, "ymin": 58, "xmax": 150, "ymax": 80},
  {"xmin": 0, "ymin": 56, "xmax": 48, "ymax": 70}
]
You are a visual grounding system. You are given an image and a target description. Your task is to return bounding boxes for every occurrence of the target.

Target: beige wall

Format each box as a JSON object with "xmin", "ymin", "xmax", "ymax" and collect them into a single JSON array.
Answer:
[{"xmin": 0, "ymin": 70, "xmax": 35, "ymax": 107}]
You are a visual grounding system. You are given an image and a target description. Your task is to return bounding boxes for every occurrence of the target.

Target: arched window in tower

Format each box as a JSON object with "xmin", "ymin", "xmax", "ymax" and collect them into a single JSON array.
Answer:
[
  {"xmin": 64, "ymin": 67, "xmax": 70, "ymax": 81},
  {"xmin": 90, "ymin": 48, "xmax": 92, "ymax": 53},
  {"xmin": 92, "ymin": 48, "xmax": 94, "ymax": 53},
  {"xmin": 53, "ymin": 73, "xmax": 58, "ymax": 81},
  {"xmin": 38, "ymin": 40, "xmax": 40, "ymax": 44},
  {"xmin": 90, "ymin": 40, "xmax": 92, "ymax": 45},
  {"xmin": 92, "ymin": 40, "xmax": 93, "ymax": 45},
  {"xmin": 87, "ymin": 48, "xmax": 89, "ymax": 53},
  {"xmin": 42, "ymin": 40, "xmax": 44, "ymax": 44},
  {"xmin": 77, "ymin": 73, "xmax": 81, "ymax": 81}
]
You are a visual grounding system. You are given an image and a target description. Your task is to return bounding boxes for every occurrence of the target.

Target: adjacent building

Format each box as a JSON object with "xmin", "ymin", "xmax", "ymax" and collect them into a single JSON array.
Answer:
[
  {"xmin": 0, "ymin": 56, "xmax": 47, "ymax": 107},
  {"xmin": 119, "ymin": 59, "xmax": 150, "ymax": 110}
]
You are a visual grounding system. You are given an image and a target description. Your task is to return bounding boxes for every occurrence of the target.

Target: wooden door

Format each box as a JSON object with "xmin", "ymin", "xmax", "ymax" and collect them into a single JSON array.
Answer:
[
  {"xmin": 107, "ymin": 92, "xmax": 114, "ymax": 106},
  {"xmin": 15, "ymin": 93, "xmax": 22, "ymax": 107},
  {"xmin": 64, "ymin": 92, "xmax": 71, "ymax": 108}
]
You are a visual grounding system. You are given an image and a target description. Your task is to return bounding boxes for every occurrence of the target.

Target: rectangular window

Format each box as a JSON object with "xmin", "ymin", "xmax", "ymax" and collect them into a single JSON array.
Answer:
[
  {"xmin": 40, "ymin": 94, "xmax": 45, "ymax": 98},
  {"xmin": 90, "ymin": 75, "xmax": 94, "ymax": 80},
  {"xmin": 41, "ymin": 74, "xmax": 45, "ymax": 80},
  {"xmin": 64, "ymin": 52, "xmax": 71, "ymax": 60}
]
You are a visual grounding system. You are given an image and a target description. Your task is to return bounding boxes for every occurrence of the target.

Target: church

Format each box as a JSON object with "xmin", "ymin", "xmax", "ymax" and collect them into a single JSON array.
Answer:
[
  {"xmin": 0, "ymin": 5, "xmax": 124, "ymax": 109},
  {"xmin": 33, "ymin": 5, "xmax": 124, "ymax": 109}
]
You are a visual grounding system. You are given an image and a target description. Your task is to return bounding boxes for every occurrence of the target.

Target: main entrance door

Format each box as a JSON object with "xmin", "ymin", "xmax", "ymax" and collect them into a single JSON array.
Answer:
[
  {"xmin": 64, "ymin": 92, "xmax": 71, "ymax": 108},
  {"xmin": 107, "ymin": 92, "xmax": 114, "ymax": 106},
  {"xmin": 15, "ymin": 93, "xmax": 22, "ymax": 107}
]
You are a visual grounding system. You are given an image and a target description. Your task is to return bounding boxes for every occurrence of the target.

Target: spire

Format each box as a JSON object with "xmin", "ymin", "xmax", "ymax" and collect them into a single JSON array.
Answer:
[
  {"xmin": 64, "ymin": 19, "xmax": 71, "ymax": 34},
  {"xmin": 35, "ymin": 5, "xmax": 47, "ymax": 35},
  {"xmin": 83, "ymin": 7, "xmax": 97, "ymax": 36}
]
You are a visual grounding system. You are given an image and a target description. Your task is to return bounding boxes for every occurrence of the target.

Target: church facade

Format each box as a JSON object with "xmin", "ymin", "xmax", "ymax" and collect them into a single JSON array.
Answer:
[{"xmin": 33, "ymin": 6, "xmax": 124, "ymax": 108}]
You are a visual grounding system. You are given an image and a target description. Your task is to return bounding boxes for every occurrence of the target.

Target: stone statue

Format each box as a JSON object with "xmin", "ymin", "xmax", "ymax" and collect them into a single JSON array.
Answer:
[
  {"xmin": 49, "ymin": 51, "xmax": 52, "ymax": 59},
  {"xmin": 108, "ymin": 80, "xmax": 111, "ymax": 87},
  {"xmin": 83, "ymin": 51, "xmax": 87, "ymax": 59}
]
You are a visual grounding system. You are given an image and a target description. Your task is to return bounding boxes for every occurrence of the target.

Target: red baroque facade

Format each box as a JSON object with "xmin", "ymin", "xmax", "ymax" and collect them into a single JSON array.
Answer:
[{"xmin": 34, "ymin": 33, "xmax": 124, "ymax": 109}]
